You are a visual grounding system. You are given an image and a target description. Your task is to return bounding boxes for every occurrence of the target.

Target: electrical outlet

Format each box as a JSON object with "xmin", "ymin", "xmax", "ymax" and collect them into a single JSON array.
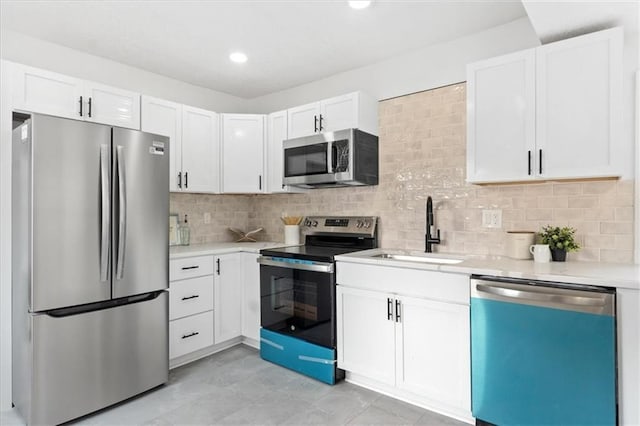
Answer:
[
  {"xmin": 482, "ymin": 209, "xmax": 502, "ymax": 229},
  {"xmin": 203, "ymin": 212, "xmax": 211, "ymax": 224}
]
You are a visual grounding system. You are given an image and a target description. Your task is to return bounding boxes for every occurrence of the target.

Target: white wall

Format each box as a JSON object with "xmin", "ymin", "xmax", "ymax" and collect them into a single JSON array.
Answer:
[
  {"xmin": 249, "ymin": 17, "xmax": 540, "ymax": 112},
  {"xmin": 0, "ymin": 29, "xmax": 248, "ymax": 112}
]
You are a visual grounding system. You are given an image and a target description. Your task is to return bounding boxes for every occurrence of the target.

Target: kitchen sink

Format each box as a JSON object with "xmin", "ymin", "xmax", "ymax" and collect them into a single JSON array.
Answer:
[{"xmin": 372, "ymin": 253, "xmax": 464, "ymax": 264}]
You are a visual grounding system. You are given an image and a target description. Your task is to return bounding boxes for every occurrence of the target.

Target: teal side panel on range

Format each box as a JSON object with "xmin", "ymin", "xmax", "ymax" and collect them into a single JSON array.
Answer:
[
  {"xmin": 260, "ymin": 328, "xmax": 336, "ymax": 385},
  {"xmin": 471, "ymin": 298, "xmax": 616, "ymax": 426}
]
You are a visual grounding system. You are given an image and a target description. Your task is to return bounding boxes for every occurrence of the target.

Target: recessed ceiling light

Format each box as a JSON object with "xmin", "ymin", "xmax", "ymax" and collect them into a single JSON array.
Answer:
[
  {"xmin": 348, "ymin": 1, "xmax": 372, "ymax": 10},
  {"xmin": 229, "ymin": 52, "xmax": 248, "ymax": 64}
]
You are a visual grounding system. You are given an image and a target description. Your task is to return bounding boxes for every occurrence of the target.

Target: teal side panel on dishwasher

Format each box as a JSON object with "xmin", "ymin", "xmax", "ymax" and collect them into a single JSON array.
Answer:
[
  {"xmin": 260, "ymin": 328, "xmax": 336, "ymax": 385},
  {"xmin": 471, "ymin": 297, "xmax": 616, "ymax": 426}
]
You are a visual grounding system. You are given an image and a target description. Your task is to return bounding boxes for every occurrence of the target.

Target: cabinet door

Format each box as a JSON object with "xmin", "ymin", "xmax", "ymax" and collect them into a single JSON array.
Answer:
[
  {"xmin": 221, "ymin": 114, "xmax": 265, "ymax": 193},
  {"xmin": 396, "ymin": 296, "xmax": 470, "ymax": 411},
  {"xmin": 287, "ymin": 102, "xmax": 320, "ymax": 138},
  {"xmin": 83, "ymin": 82, "xmax": 140, "ymax": 129},
  {"xmin": 182, "ymin": 105, "xmax": 220, "ymax": 193},
  {"xmin": 240, "ymin": 253, "xmax": 260, "ymax": 343},
  {"xmin": 536, "ymin": 27, "xmax": 622, "ymax": 179},
  {"xmin": 214, "ymin": 254, "xmax": 242, "ymax": 343},
  {"xmin": 337, "ymin": 286, "xmax": 396, "ymax": 386},
  {"xmin": 141, "ymin": 96, "xmax": 182, "ymax": 191},
  {"xmin": 319, "ymin": 93, "xmax": 358, "ymax": 133},
  {"xmin": 466, "ymin": 49, "xmax": 536, "ymax": 183},
  {"xmin": 12, "ymin": 63, "xmax": 84, "ymax": 120},
  {"xmin": 266, "ymin": 111, "xmax": 304, "ymax": 194}
]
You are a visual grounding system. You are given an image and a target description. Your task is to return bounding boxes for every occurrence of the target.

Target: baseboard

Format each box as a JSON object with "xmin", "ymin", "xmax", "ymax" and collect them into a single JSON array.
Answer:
[{"xmin": 345, "ymin": 372, "xmax": 475, "ymax": 425}]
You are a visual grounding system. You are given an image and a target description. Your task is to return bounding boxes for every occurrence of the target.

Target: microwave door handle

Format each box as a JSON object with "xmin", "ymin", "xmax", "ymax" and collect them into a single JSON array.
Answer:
[{"xmin": 328, "ymin": 142, "xmax": 336, "ymax": 173}]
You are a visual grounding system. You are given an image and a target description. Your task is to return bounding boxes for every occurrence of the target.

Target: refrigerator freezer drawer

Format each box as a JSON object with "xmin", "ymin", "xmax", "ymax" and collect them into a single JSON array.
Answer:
[
  {"xmin": 170, "ymin": 256, "xmax": 215, "ymax": 281},
  {"xmin": 169, "ymin": 275, "xmax": 214, "ymax": 320},
  {"xmin": 27, "ymin": 292, "xmax": 169, "ymax": 426},
  {"xmin": 169, "ymin": 311, "xmax": 214, "ymax": 359}
]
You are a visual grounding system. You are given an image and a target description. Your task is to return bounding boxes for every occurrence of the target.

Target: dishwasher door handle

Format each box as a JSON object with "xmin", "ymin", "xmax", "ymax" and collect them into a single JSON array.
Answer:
[{"xmin": 473, "ymin": 281, "xmax": 615, "ymax": 315}]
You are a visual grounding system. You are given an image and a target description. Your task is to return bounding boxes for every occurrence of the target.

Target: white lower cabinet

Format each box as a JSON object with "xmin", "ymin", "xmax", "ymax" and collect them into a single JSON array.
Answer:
[
  {"xmin": 169, "ymin": 251, "xmax": 261, "ymax": 364},
  {"xmin": 395, "ymin": 296, "xmax": 470, "ymax": 410},
  {"xmin": 214, "ymin": 253, "xmax": 242, "ymax": 343},
  {"xmin": 336, "ymin": 262, "xmax": 471, "ymax": 422},
  {"xmin": 337, "ymin": 287, "xmax": 396, "ymax": 385},
  {"xmin": 240, "ymin": 253, "xmax": 260, "ymax": 343},
  {"xmin": 169, "ymin": 257, "xmax": 215, "ymax": 362},
  {"xmin": 169, "ymin": 311, "xmax": 214, "ymax": 359}
]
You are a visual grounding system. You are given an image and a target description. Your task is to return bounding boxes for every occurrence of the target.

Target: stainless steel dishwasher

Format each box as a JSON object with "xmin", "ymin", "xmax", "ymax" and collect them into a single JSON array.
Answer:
[{"xmin": 470, "ymin": 275, "xmax": 616, "ymax": 426}]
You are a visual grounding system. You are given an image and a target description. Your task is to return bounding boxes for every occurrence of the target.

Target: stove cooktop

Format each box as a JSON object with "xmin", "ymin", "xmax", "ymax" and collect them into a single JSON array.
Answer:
[
  {"xmin": 260, "ymin": 245, "xmax": 365, "ymax": 263},
  {"xmin": 261, "ymin": 216, "xmax": 378, "ymax": 262}
]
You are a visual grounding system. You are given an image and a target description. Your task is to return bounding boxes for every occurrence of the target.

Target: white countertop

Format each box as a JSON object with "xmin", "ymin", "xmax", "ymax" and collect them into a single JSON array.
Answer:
[
  {"xmin": 170, "ymin": 241, "xmax": 291, "ymax": 259},
  {"xmin": 335, "ymin": 248, "xmax": 640, "ymax": 290}
]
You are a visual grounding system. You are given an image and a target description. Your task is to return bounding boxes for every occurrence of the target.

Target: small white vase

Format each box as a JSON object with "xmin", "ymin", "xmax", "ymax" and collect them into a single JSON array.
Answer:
[{"xmin": 284, "ymin": 225, "xmax": 300, "ymax": 245}]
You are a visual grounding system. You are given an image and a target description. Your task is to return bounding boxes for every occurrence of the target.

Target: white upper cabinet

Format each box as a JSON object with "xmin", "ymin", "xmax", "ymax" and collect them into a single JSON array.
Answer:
[
  {"xmin": 221, "ymin": 114, "xmax": 265, "ymax": 193},
  {"xmin": 266, "ymin": 110, "xmax": 304, "ymax": 193},
  {"xmin": 181, "ymin": 106, "xmax": 220, "ymax": 193},
  {"xmin": 466, "ymin": 49, "xmax": 536, "ymax": 183},
  {"xmin": 11, "ymin": 62, "xmax": 140, "ymax": 129},
  {"xmin": 141, "ymin": 96, "xmax": 182, "ymax": 191},
  {"xmin": 287, "ymin": 102, "xmax": 321, "ymax": 139},
  {"xmin": 142, "ymin": 99, "xmax": 219, "ymax": 193},
  {"xmin": 536, "ymin": 28, "xmax": 622, "ymax": 180},
  {"xmin": 286, "ymin": 91, "xmax": 378, "ymax": 139},
  {"xmin": 83, "ymin": 82, "xmax": 140, "ymax": 129},
  {"xmin": 12, "ymin": 63, "xmax": 84, "ymax": 120},
  {"xmin": 467, "ymin": 27, "xmax": 623, "ymax": 183}
]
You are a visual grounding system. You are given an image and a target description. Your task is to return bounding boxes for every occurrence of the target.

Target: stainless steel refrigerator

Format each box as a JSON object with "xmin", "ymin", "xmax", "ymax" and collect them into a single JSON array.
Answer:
[{"xmin": 12, "ymin": 114, "xmax": 169, "ymax": 425}]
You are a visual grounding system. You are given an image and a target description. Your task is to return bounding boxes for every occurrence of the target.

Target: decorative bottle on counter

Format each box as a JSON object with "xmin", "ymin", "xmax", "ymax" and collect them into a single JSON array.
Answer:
[{"xmin": 179, "ymin": 214, "xmax": 191, "ymax": 246}]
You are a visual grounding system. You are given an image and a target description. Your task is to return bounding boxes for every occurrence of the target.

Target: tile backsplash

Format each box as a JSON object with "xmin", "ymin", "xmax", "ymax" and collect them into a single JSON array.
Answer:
[{"xmin": 172, "ymin": 83, "xmax": 635, "ymax": 263}]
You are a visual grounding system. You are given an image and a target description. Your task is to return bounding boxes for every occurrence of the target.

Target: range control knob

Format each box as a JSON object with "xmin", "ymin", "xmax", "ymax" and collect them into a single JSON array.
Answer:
[
  {"xmin": 363, "ymin": 220, "xmax": 371, "ymax": 229},
  {"xmin": 304, "ymin": 219, "xmax": 312, "ymax": 227},
  {"xmin": 356, "ymin": 220, "xmax": 363, "ymax": 228},
  {"xmin": 311, "ymin": 220, "xmax": 318, "ymax": 227}
]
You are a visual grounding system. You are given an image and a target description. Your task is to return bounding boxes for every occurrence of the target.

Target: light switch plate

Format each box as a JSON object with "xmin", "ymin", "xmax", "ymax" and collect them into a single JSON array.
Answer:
[
  {"xmin": 203, "ymin": 212, "xmax": 211, "ymax": 224},
  {"xmin": 482, "ymin": 209, "xmax": 502, "ymax": 228}
]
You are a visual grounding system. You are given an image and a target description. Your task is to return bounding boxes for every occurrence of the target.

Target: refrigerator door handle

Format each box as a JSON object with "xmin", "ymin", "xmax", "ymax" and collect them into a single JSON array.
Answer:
[
  {"xmin": 116, "ymin": 145, "xmax": 127, "ymax": 280},
  {"xmin": 100, "ymin": 145, "xmax": 111, "ymax": 282}
]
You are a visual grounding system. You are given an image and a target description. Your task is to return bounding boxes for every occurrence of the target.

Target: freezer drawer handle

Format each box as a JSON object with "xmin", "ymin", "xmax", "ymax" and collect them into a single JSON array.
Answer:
[
  {"xmin": 181, "ymin": 295, "xmax": 199, "ymax": 301},
  {"xmin": 99, "ymin": 145, "xmax": 111, "ymax": 282},
  {"xmin": 181, "ymin": 331, "xmax": 200, "ymax": 339},
  {"xmin": 116, "ymin": 145, "xmax": 127, "ymax": 280},
  {"xmin": 476, "ymin": 283, "xmax": 608, "ymax": 308},
  {"xmin": 181, "ymin": 265, "xmax": 199, "ymax": 270}
]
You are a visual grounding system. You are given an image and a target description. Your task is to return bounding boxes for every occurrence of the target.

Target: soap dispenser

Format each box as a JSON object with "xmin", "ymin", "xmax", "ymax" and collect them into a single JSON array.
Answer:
[{"xmin": 179, "ymin": 214, "xmax": 191, "ymax": 246}]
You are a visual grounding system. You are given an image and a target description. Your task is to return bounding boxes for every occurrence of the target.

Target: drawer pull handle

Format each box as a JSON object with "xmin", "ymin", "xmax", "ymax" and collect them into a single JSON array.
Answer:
[
  {"xmin": 181, "ymin": 265, "xmax": 199, "ymax": 270},
  {"xmin": 181, "ymin": 295, "xmax": 200, "ymax": 301},
  {"xmin": 182, "ymin": 331, "xmax": 199, "ymax": 339}
]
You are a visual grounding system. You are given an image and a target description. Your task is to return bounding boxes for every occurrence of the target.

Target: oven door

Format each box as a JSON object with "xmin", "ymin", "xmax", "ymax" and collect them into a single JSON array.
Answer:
[{"xmin": 258, "ymin": 256, "xmax": 335, "ymax": 349}]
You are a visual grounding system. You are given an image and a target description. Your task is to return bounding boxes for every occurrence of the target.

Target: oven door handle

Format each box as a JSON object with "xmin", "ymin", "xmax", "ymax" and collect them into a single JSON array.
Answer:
[{"xmin": 257, "ymin": 256, "xmax": 334, "ymax": 273}]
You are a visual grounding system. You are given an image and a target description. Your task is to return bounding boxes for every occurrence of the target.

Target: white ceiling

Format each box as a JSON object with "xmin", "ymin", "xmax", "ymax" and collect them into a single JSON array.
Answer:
[
  {"xmin": 0, "ymin": 0, "xmax": 527, "ymax": 98},
  {"xmin": 522, "ymin": 1, "xmax": 638, "ymax": 43}
]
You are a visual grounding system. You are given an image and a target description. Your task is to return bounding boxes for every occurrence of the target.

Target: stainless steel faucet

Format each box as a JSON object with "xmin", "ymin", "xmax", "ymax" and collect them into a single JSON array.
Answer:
[{"xmin": 425, "ymin": 196, "xmax": 441, "ymax": 253}]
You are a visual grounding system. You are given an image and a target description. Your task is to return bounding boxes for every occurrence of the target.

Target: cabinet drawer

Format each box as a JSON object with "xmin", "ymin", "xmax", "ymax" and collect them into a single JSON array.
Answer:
[
  {"xmin": 170, "ymin": 256, "xmax": 214, "ymax": 281},
  {"xmin": 169, "ymin": 311, "xmax": 214, "ymax": 359},
  {"xmin": 169, "ymin": 275, "xmax": 214, "ymax": 320}
]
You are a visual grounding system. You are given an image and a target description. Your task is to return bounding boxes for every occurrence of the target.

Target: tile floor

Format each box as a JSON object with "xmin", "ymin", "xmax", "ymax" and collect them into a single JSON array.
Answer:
[{"xmin": 1, "ymin": 345, "xmax": 466, "ymax": 425}]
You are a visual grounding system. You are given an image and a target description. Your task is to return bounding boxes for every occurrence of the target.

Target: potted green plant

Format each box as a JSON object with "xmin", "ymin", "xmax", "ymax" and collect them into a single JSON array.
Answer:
[{"xmin": 538, "ymin": 225, "xmax": 580, "ymax": 261}]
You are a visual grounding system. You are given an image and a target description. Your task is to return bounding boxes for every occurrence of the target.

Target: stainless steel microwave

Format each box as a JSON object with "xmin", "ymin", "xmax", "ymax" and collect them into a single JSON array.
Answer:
[{"xmin": 282, "ymin": 129, "xmax": 378, "ymax": 188}]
